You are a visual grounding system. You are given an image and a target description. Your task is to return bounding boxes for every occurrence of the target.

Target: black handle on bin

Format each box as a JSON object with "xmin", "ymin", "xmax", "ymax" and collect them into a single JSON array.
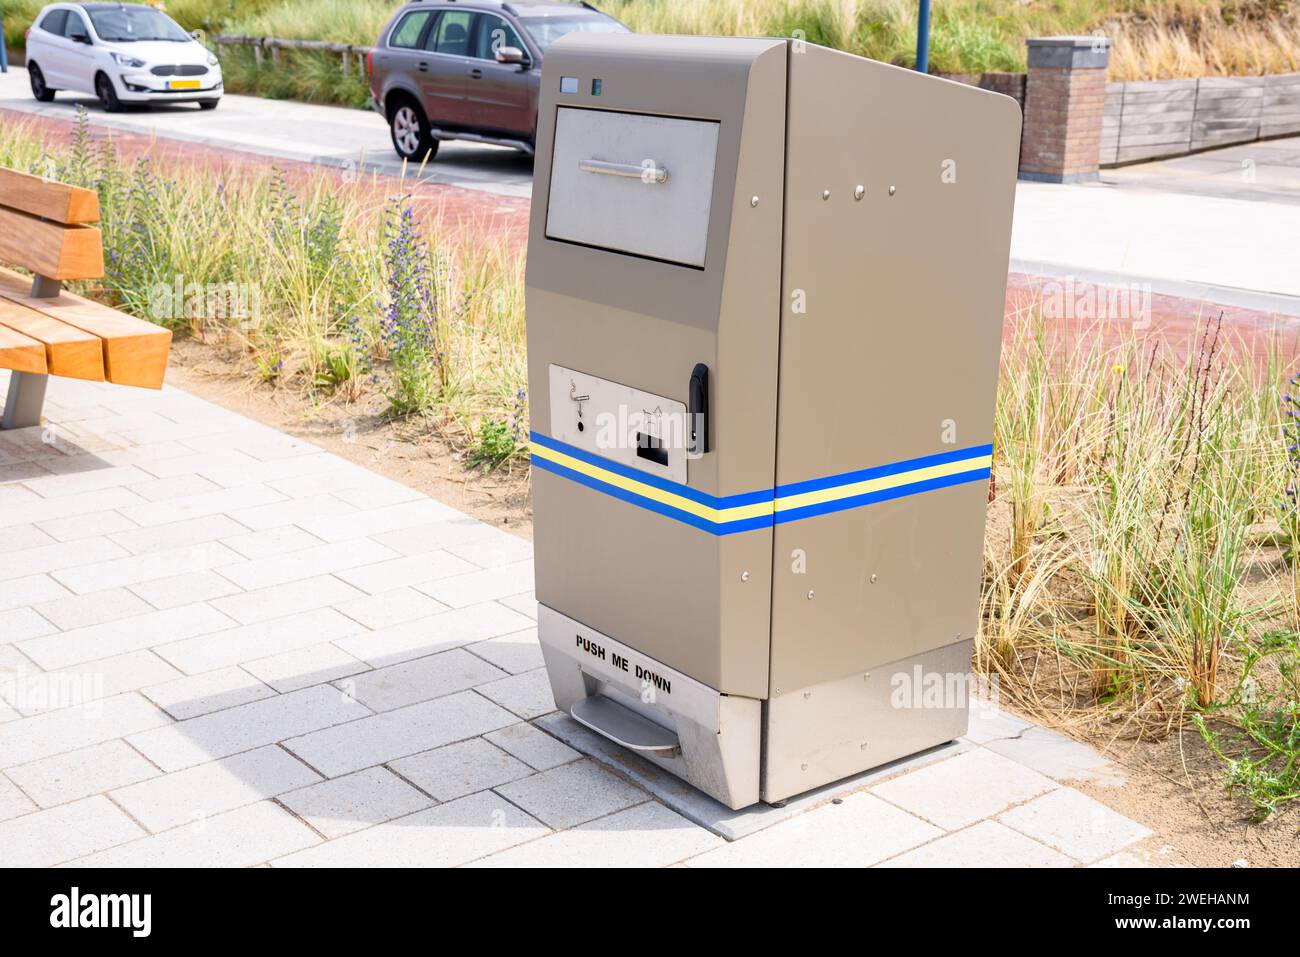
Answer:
[{"xmin": 688, "ymin": 363, "xmax": 709, "ymax": 455}]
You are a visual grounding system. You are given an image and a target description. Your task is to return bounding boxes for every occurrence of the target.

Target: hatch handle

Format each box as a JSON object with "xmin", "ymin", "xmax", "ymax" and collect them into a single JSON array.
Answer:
[{"xmin": 687, "ymin": 363, "xmax": 709, "ymax": 455}]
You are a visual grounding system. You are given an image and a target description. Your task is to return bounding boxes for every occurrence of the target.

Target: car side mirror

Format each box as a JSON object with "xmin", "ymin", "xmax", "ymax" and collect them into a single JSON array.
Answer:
[
  {"xmin": 70, "ymin": 33, "xmax": 91, "ymax": 45},
  {"xmin": 495, "ymin": 46, "xmax": 529, "ymax": 67}
]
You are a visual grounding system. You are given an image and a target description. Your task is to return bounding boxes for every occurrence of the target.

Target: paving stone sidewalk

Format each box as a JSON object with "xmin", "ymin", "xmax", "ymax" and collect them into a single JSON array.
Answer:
[{"xmin": 0, "ymin": 374, "xmax": 1163, "ymax": 867}]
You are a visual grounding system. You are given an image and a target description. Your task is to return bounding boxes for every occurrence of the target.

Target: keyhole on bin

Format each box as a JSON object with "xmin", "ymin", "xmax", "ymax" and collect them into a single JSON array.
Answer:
[{"xmin": 570, "ymin": 381, "xmax": 590, "ymax": 432}]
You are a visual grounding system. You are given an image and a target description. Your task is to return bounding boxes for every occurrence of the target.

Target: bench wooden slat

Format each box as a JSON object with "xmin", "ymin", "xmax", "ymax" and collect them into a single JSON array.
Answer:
[
  {"xmin": 0, "ymin": 167, "xmax": 100, "ymax": 224},
  {"xmin": 0, "ymin": 301, "xmax": 105, "ymax": 381},
  {"xmin": 0, "ymin": 207, "xmax": 104, "ymax": 281},
  {"xmin": 0, "ymin": 323, "xmax": 48, "ymax": 375},
  {"xmin": 0, "ymin": 268, "xmax": 170, "ymax": 389}
]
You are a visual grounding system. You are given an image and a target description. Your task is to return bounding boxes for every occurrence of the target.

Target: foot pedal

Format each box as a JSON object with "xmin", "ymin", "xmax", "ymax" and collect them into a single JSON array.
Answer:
[{"xmin": 570, "ymin": 695, "xmax": 680, "ymax": 756}]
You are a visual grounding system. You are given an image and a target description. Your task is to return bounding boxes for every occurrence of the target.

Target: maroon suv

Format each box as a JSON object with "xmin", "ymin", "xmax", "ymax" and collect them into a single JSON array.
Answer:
[{"xmin": 368, "ymin": 0, "xmax": 628, "ymax": 161}]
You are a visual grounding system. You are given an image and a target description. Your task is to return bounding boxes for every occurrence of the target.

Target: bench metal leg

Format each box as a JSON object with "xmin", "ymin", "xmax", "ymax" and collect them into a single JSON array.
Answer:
[{"xmin": 2, "ymin": 372, "xmax": 49, "ymax": 430}]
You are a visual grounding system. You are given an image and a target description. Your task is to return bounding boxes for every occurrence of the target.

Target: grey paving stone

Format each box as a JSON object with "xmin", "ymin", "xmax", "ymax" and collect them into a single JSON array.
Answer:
[
  {"xmin": 878, "ymin": 820, "xmax": 1075, "ymax": 867},
  {"xmin": 227, "ymin": 493, "xmax": 358, "ymax": 532},
  {"xmin": 416, "ymin": 560, "xmax": 536, "ymax": 608},
  {"xmin": 141, "ymin": 667, "xmax": 277, "ymax": 720},
  {"xmin": 495, "ymin": 759, "xmax": 647, "ymax": 829},
  {"xmin": 871, "ymin": 747, "xmax": 1059, "ymax": 830},
  {"xmin": 466, "ymin": 628, "xmax": 544, "ymax": 675},
  {"xmin": 686, "ymin": 792, "xmax": 941, "ymax": 868},
  {"xmin": 283, "ymin": 689, "xmax": 517, "ymax": 778},
  {"xmin": 339, "ymin": 648, "xmax": 506, "ymax": 712},
  {"xmin": 37, "ymin": 651, "xmax": 183, "ymax": 712},
  {"xmin": 218, "ymin": 540, "xmax": 400, "ymax": 592},
  {"xmin": 270, "ymin": 790, "xmax": 548, "ymax": 868},
  {"xmin": 334, "ymin": 551, "xmax": 477, "ymax": 596},
  {"xmin": 128, "ymin": 570, "xmax": 242, "ymax": 610},
  {"xmin": 279, "ymin": 767, "xmax": 433, "ymax": 839},
  {"xmin": 3, "ymin": 524, "xmax": 56, "ymax": 550},
  {"xmin": 37, "ymin": 509, "xmax": 138, "ymax": 543},
  {"xmin": 125, "ymin": 473, "xmax": 222, "ymax": 504},
  {"xmin": 334, "ymin": 602, "xmax": 535, "ymax": 668},
  {"xmin": 370, "ymin": 517, "xmax": 503, "ymax": 556},
  {"xmin": 19, "ymin": 603, "xmax": 235, "ymax": 670},
  {"xmin": 22, "ymin": 465, "xmax": 153, "ymax": 498},
  {"xmin": 210, "ymin": 575, "xmax": 366, "ymax": 626},
  {"xmin": 0, "ymin": 607, "xmax": 57, "ymax": 644},
  {"xmin": 52, "ymin": 541, "xmax": 244, "ymax": 595},
  {"xmin": 0, "ymin": 795, "xmax": 144, "ymax": 867},
  {"xmin": 0, "ymin": 692, "xmax": 171, "ymax": 768},
  {"xmin": 32, "ymin": 587, "xmax": 153, "ymax": 631},
  {"xmin": 474, "ymin": 668, "xmax": 556, "ymax": 720},
  {"xmin": 984, "ymin": 726, "xmax": 1126, "ymax": 785},
  {"xmin": 0, "ymin": 574, "xmax": 70, "ymax": 613},
  {"xmin": 0, "ymin": 537, "xmax": 129, "ymax": 583},
  {"xmin": 445, "ymin": 531, "xmax": 533, "ymax": 569},
  {"xmin": 219, "ymin": 526, "xmax": 326, "ymax": 561},
  {"xmin": 106, "ymin": 514, "xmax": 246, "ymax": 557},
  {"xmin": 6, "ymin": 740, "xmax": 159, "ymax": 808},
  {"xmin": 334, "ymin": 586, "xmax": 448, "ymax": 630},
  {"xmin": 998, "ymin": 788, "xmax": 1153, "ymax": 863},
  {"xmin": 390, "ymin": 737, "xmax": 532, "ymax": 801},
  {"xmin": 299, "ymin": 499, "xmax": 463, "ymax": 543},
  {"xmin": 127, "ymin": 685, "xmax": 369, "ymax": 772},
  {"xmin": 0, "ymin": 772, "xmax": 37, "ymax": 821},
  {"xmin": 473, "ymin": 800, "xmax": 722, "ymax": 868},
  {"xmin": 117, "ymin": 484, "xmax": 286, "ymax": 529},
  {"xmin": 961, "ymin": 697, "xmax": 1035, "ymax": 745},
  {"xmin": 485, "ymin": 722, "xmax": 580, "ymax": 771},
  {"xmin": 153, "ymin": 607, "xmax": 364, "ymax": 675},
  {"xmin": 68, "ymin": 800, "xmax": 320, "ymax": 867},
  {"xmin": 111, "ymin": 745, "xmax": 321, "ymax": 833},
  {"xmin": 497, "ymin": 592, "xmax": 537, "ymax": 620},
  {"xmin": 243, "ymin": 643, "xmax": 369, "ymax": 694},
  {"xmin": 0, "ymin": 488, "xmax": 144, "ymax": 530}
]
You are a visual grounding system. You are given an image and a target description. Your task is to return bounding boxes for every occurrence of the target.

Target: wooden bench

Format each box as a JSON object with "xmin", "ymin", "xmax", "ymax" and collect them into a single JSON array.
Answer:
[{"xmin": 0, "ymin": 166, "xmax": 172, "ymax": 429}]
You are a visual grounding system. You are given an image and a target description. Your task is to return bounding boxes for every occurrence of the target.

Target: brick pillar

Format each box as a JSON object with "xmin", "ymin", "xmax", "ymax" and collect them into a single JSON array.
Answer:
[{"xmin": 1019, "ymin": 37, "xmax": 1110, "ymax": 183}]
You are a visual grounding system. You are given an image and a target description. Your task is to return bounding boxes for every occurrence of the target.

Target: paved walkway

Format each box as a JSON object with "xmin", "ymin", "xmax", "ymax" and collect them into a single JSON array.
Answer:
[{"xmin": 0, "ymin": 372, "xmax": 1162, "ymax": 866}]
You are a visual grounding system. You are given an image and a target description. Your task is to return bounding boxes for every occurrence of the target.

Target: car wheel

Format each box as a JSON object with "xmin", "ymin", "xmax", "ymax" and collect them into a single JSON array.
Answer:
[
  {"xmin": 29, "ymin": 64, "xmax": 56, "ymax": 103},
  {"xmin": 390, "ymin": 100, "xmax": 437, "ymax": 162},
  {"xmin": 198, "ymin": 99, "xmax": 220, "ymax": 111},
  {"xmin": 95, "ymin": 73, "xmax": 123, "ymax": 113}
]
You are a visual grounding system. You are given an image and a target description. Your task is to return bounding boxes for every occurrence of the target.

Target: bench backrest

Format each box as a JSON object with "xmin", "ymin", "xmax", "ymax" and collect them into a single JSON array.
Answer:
[{"xmin": 0, "ymin": 167, "xmax": 104, "ymax": 282}]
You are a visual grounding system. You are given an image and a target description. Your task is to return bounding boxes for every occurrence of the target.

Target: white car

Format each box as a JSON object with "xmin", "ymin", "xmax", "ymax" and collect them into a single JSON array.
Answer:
[{"xmin": 25, "ymin": 2, "xmax": 222, "ymax": 112}]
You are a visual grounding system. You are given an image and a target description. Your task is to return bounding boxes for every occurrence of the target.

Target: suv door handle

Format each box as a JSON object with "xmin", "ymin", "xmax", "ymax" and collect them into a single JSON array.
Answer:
[
  {"xmin": 417, "ymin": 61, "xmax": 428, "ymax": 72},
  {"xmin": 469, "ymin": 67, "xmax": 483, "ymax": 79}
]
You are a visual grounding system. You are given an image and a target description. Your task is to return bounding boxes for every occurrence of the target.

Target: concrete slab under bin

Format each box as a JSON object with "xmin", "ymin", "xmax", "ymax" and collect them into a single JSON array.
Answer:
[{"xmin": 534, "ymin": 712, "xmax": 972, "ymax": 841}]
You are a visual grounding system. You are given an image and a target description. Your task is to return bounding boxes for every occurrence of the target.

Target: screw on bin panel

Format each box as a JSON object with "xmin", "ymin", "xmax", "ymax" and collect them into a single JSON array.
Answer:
[
  {"xmin": 801, "ymin": 763, "xmax": 808, "ymax": 771},
  {"xmin": 821, "ymin": 189, "xmax": 830, "ymax": 201},
  {"xmin": 741, "ymin": 570, "xmax": 750, "ymax": 582},
  {"xmin": 807, "ymin": 590, "xmax": 815, "ymax": 599},
  {"xmin": 888, "ymin": 185, "xmax": 897, "ymax": 195},
  {"xmin": 832, "ymin": 797, "xmax": 844, "ymax": 805},
  {"xmin": 870, "ymin": 573, "xmax": 878, "ymax": 583},
  {"xmin": 750, "ymin": 195, "xmax": 760, "ymax": 207},
  {"xmin": 854, "ymin": 184, "xmax": 865, "ymax": 200},
  {"xmin": 803, "ymin": 691, "xmax": 812, "ymax": 699}
]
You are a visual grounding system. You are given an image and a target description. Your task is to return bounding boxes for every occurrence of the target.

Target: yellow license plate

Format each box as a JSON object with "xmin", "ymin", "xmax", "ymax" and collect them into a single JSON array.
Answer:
[{"xmin": 167, "ymin": 79, "xmax": 201, "ymax": 90}]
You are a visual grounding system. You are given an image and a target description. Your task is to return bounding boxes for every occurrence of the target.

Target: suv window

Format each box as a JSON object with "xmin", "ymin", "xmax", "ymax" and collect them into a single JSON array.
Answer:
[
  {"xmin": 389, "ymin": 10, "xmax": 432, "ymax": 49},
  {"xmin": 471, "ymin": 14, "xmax": 523, "ymax": 60},
  {"xmin": 38, "ymin": 9, "xmax": 68, "ymax": 34},
  {"xmin": 64, "ymin": 10, "xmax": 91, "ymax": 41},
  {"xmin": 427, "ymin": 10, "xmax": 472, "ymax": 56}
]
